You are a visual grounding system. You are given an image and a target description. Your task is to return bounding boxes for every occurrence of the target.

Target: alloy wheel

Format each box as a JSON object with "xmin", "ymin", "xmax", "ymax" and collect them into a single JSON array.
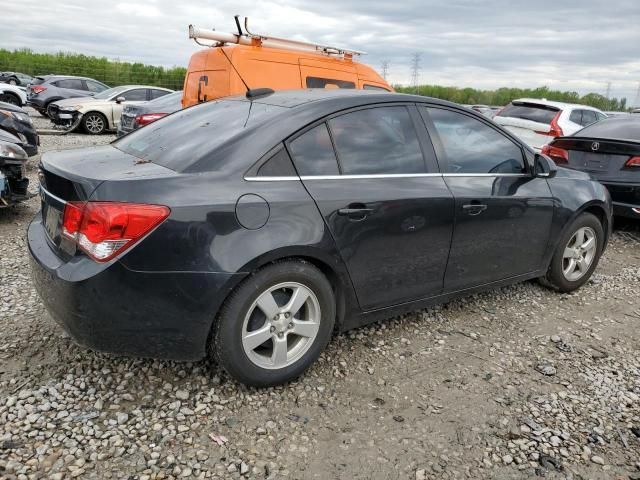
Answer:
[
  {"xmin": 241, "ymin": 282, "xmax": 321, "ymax": 370},
  {"xmin": 562, "ymin": 226, "xmax": 597, "ymax": 281},
  {"xmin": 85, "ymin": 114, "xmax": 105, "ymax": 134}
]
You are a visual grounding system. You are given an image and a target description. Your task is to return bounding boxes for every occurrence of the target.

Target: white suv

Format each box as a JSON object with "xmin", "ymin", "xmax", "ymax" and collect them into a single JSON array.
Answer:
[{"xmin": 494, "ymin": 98, "xmax": 606, "ymax": 150}]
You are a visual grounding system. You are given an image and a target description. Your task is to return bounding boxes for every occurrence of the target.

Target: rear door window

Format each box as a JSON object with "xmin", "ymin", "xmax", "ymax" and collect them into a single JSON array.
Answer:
[
  {"xmin": 55, "ymin": 79, "xmax": 85, "ymax": 90},
  {"xmin": 497, "ymin": 103, "xmax": 559, "ymax": 124},
  {"xmin": 582, "ymin": 110, "xmax": 597, "ymax": 126},
  {"xmin": 305, "ymin": 77, "xmax": 356, "ymax": 89},
  {"xmin": 424, "ymin": 107, "xmax": 525, "ymax": 174},
  {"xmin": 328, "ymin": 106, "xmax": 425, "ymax": 174},
  {"xmin": 570, "ymin": 110, "xmax": 583, "ymax": 125},
  {"xmin": 288, "ymin": 124, "xmax": 340, "ymax": 176}
]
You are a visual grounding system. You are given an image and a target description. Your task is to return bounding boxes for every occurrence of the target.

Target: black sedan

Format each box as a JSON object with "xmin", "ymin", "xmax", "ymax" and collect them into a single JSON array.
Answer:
[
  {"xmin": 117, "ymin": 90, "xmax": 183, "ymax": 137},
  {"xmin": 0, "ymin": 101, "xmax": 38, "ymax": 156},
  {"xmin": 29, "ymin": 90, "xmax": 612, "ymax": 387},
  {"xmin": 542, "ymin": 116, "xmax": 640, "ymax": 218}
]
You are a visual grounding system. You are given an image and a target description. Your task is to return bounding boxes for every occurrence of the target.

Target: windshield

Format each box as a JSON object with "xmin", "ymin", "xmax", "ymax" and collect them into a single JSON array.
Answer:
[
  {"xmin": 93, "ymin": 86, "xmax": 130, "ymax": 100},
  {"xmin": 114, "ymin": 99, "xmax": 287, "ymax": 171},
  {"xmin": 497, "ymin": 102, "xmax": 559, "ymax": 124}
]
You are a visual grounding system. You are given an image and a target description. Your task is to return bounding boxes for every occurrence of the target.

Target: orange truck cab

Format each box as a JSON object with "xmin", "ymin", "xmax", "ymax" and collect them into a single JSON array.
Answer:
[{"xmin": 183, "ymin": 21, "xmax": 391, "ymax": 107}]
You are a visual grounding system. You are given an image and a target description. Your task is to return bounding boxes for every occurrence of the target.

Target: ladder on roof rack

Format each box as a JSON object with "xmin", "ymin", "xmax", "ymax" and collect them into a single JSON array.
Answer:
[{"xmin": 189, "ymin": 16, "xmax": 365, "ymax": 58}]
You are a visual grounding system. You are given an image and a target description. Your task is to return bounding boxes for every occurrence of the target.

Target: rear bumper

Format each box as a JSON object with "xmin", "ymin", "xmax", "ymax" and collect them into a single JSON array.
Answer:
[
  {"xmin": 602, "ymin": 182, "xmax": 640, "ymax": 219},
  {"xmin": 28, "ymin": 214, "xmax": 243, "ymax": 361}
]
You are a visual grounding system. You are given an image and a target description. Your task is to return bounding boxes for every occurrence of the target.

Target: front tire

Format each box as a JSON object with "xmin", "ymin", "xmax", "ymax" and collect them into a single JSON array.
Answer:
[
  {"xmin": 82, "ymin": 112, "xmax": 107, "ymax": 134},
  {"xmin": 542, "ymin": 212, "xmax": 604, "ymax": 292},
  {"xmin": 213, "ymin": 260, "xmax": 336, "ymax": 387}
]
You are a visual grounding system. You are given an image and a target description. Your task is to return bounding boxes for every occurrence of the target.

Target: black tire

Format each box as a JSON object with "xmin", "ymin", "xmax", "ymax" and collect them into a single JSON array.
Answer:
[
  {"xmin": 213, "ymin": 260, "xmax": 336, "ymax": 387},
  {"xmin": 541, "ymin": 212, "xmax": 604, "ymax": 292},
  {"xmin": 82, "ymin": 112, "xmax": 108, "ymax": 135},
  {"xmin": 0, "ymin": 93, "xmax": 21, "ymax": 106}
]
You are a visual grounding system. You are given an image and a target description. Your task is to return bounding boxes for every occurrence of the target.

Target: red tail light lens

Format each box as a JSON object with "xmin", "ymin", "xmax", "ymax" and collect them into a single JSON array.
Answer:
[
  {"xmin": 541, "ymin": 144, "xmax": 569, "ymax": 164},
  {"xmin": 135, "ymin": 113, "xmax": 167, "ymax": 126},
  {"xmin": 625, "ymin": 156, "xmax": 640, "ymax": 168},
  {"xmin": 535, "ymin": 111, "xmax": 564, "ymax": 137},
  {"xmin": 62, "ymin": 202, "xmax": 170, "ymax": 262},
  {"xmin": 31, "ymin": 85, "xmax": 47, "ymax": 94}
]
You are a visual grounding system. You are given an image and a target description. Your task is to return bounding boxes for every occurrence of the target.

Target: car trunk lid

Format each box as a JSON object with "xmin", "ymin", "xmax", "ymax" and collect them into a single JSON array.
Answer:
[{"xmin": 38, "ymin": 145, "xmax": 176, "ymax": 258}]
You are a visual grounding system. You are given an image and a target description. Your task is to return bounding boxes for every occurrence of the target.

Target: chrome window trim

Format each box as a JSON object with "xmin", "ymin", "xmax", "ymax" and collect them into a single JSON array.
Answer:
[{"xmin": 245, "ymin": 172, "xmax": 531, "ymax": 181}]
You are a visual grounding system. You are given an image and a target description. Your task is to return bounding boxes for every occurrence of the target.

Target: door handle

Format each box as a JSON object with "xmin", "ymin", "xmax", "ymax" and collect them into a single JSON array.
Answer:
[
  {"xmin": 338, "ymin": 203, "xmax": 373, "ymax": 220},
  {"xmin": 462, "ymin": 203, "xmax": 488, "ymax": 216}
]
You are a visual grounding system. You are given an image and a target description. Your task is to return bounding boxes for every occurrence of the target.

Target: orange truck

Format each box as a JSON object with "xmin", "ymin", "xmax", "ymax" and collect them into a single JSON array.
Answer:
[{"xmin": 182, "ymin": 17, "xmax": 391, "ymax": 107}]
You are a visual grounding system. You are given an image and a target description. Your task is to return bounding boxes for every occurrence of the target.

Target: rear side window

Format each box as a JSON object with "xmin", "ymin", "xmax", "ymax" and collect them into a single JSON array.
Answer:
[
  {"xmin": 582, "ymin": 110, "xmax": 597, "ymax": 126},
  {"xmin": 425, "ymin": 107, "xmax": 525, "ymax": 174},
  {"xmin": 570, "ymin": 110, "xmax": 583, "ymax": 124},
  {"xmin": 288, "ymin": 124, "xmax": 339, "ymax": 176},
  {"xmin": 150, "ymin": 89, "xmax": 169, "ymax": 100},
  {"xmin": 256, "ymin": 148, "xmax": 297, "ymax": 177},
  {"xmin": 306, "ymin": 77, "xmax": 356, "ymax": 89},
  {"xmin": 498, "ymin": 103, "xmax": 559, "ymax": 124},
  {"xmin": 328, "ymin": 106, "xmax": 425, "ymax": 175},
  {"xmin": 55, "ymin": 79, "xmax": 84, "ymax": 90}
]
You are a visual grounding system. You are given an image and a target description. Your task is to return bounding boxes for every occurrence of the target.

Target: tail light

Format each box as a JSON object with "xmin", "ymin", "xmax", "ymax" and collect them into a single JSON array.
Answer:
[
  {"xmin": 30, "ymin": 85, "xmax": 47, "ymax": 94},
  {"xmin": 625, "ymin": 156, "xmax": 640, "ymax": 168},
  {"xmin": 62, "ymin": 202, "xmax": 170, "ymax": 262},
  {"xmin": 541, "ymin": 144, "xmax": 569, "ymax": 164},
  {"xmin": 134, "ymin": 113, "xmax": 167, "ymax": 126},
  {"xmin": 535, "ymin": 111, "xmax": 564, "ymax": 137}
]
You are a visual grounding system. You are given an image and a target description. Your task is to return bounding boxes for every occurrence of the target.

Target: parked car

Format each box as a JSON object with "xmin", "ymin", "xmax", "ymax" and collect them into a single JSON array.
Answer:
[
  {"xmin": 494, "ymin": 99, "xmax": 606, "ymax": 150},
  {"xmin": 27, "ymin": 75, "xmax": 110, "ymax": 117},
  {"xmin": 49, "ymin": 85, "xmax": 174, "ymax": 134},
  {"xmin": 117, "ymin": 90, "xmax": 183, "ymax": 137},
  {"xmin": 0, "ymin": 101, "xmax": 38, "ymax": 156},
  {"xmin": 632, "ymin": 108, "xmax": 640, "ymax": 114},
  {"xmin": 463, "ymin": 104, "xmax": 495, "ymax": 118},
  {"xmin": 542, "ymin": 116, "xmax": 640, "ymax": 219},
  {"xmin": 30, "ymin": 90, "xmax": 612, "ymax": 387},
  {"xmin": 604, "ymin": 111, "xmax": 630, "ymax": 117},
  {"xmin": 0, "ymin": 83, "xmax": 27, "ymax": 106},
  {"xmin": 183, "ymin": 20, "xmax": 391, "ymax": 107},
  {"xmin": 0, "ymin": 72, "xmax": 33, "ymax": 86},
  {"xmin": 0, "ymin": 135, "xmax": 30, "ymax": 207}
]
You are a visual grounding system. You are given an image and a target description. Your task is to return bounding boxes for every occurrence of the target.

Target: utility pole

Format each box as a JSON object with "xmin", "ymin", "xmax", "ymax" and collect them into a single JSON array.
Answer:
[
  {"xmin": 634, "ymin": 82, "xmax": 640, "ymax": 108},
  {"xmin": 605, "ymin": 81, "xmax": 611, "ymax": 100},
  {"xmin": 410, "ymin": 53, "xmax": 422, "ymax": 91},
  {"xmin": 381, "ymin": 61, "xmax": 389, "ymax": 81}
]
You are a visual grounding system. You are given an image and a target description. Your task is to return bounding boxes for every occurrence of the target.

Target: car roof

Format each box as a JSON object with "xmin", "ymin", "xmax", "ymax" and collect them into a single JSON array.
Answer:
[{"xmin": 512, "ymin": 98, "xmax": 602, "ymax": 112}]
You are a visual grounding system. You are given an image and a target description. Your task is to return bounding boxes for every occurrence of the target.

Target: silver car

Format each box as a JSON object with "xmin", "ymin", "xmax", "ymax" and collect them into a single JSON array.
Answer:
[
  {"xmin": 26, "ymin": 75, "xmax": 109, "ymax": 117},
  {"xmin": 49, "ymin": 85, "xmax": 173, "ymax": 134}
]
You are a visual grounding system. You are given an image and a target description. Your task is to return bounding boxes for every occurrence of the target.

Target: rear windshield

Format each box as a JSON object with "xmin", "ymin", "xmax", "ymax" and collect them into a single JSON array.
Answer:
[
  {"xmin": 32, "ymin": 77, "xmax": 46, "ymax": 86},
  {"xmin": 497, "ymin": 102, "xmax": 559, "ymax": 124},
  {"xmin": 575, "ymin": 118, "xmax": 640, "ymax": 141},
  {"xmin": 114, "ymin": 99, "xmax": 286, "ymax": 171}
]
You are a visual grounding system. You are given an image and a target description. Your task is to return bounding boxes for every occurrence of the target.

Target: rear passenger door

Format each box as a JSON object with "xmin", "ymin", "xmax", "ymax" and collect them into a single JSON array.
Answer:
[
  {"xmin": 420, "ymin": 106, "xmax": 554, "ymax": 291},
  {"xmin": 288, "ymin": 105, "xmax": 455, "ymax": 310}
]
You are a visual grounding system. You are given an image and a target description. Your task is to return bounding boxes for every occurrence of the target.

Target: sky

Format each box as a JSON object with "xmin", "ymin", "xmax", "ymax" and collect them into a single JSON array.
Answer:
[{"xmin": 2, "ymin": 0, "xmax": 640, "ymax": 104}]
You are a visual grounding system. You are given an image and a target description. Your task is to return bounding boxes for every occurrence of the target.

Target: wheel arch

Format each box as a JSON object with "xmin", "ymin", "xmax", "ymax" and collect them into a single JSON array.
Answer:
[
  {"xmin": 0, "ymin": 91, "xmax": 23, "ymax": 106},
  {"xmin": 204, "ymin": 247, "xmax": 357, "ymax": 354}
]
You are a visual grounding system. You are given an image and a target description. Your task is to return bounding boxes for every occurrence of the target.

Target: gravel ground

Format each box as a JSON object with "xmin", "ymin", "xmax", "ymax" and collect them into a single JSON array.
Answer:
[{"xmin": 1, "ymin": 111, "xmax": 640, "ymax": 480}]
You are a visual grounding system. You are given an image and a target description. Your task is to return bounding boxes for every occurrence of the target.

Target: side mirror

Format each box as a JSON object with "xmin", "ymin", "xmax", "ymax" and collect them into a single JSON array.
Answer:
[
  {"xmin": 534, "ymin": 153, "xmax": 558, "ymax": 178},
  {"xmin": 115, "ymin": 96, "xmax": 126, "ymax": 103}
]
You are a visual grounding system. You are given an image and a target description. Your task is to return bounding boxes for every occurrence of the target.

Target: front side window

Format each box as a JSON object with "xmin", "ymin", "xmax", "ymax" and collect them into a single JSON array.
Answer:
[
  {"xmin": 288, "ymin": 124, "xmax": 339, "ymax": 176},
  {"xmin": 425, "ymin": 107, "xmax": 526, "ymax": 174},
  {"xmin": 329, "ymin": 106, "xmax": 425, "ymax": 175},
  {"xmin": 120, "ymin": 89, "xmax": 147, "ymax": 101},
  {"xmin": 306, "ymin": 77, "xmax": 356, "ymax": 89}
]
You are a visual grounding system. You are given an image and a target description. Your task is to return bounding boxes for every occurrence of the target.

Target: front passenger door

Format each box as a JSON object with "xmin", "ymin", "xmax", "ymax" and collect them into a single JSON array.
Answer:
[{"xmin": 421, "ymin": 107, "xmax": 554, "ymax": 292}]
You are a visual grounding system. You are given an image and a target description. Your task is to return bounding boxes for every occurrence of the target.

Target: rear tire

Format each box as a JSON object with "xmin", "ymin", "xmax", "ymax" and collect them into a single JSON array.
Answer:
[
  {"xmin": 213, "ymin": 260, "xmax": 336, "ymax": 387},
  {"xmin": 541, "ymin": 212, "xmax": 604, "ymax": 292},
  {"xmin": 82, "ymin": 112, "xmax": 107, "ymax": 134}
]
